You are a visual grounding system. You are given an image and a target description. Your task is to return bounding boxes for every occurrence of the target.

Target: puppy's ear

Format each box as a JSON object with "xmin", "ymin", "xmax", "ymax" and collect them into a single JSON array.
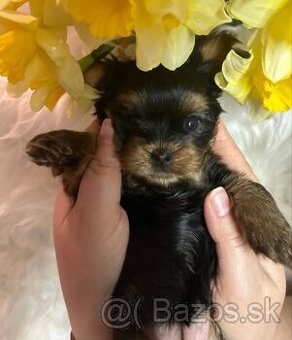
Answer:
[
  {"xmin": 83, "ymin": 60, "xmax": 120, "ymax": 92},
  {"xmin": 84, "ymin": 60, "xmax": 126, "ymax": 120},
  {"xmin": 195, "ymin": 29, "xmax": 238, "ymax": 76},
  {"xmin": 83, "ymin": 62, "xmax": 105, "ymax": 89}
]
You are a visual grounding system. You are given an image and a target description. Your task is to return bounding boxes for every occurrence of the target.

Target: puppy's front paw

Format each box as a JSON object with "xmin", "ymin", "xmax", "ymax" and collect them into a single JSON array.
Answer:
[
  {"xmin": 26, "ymin": 130, "xmax": 95, "ymax": 175},
  {"xmin": 26, "ymin": 130, "xmax": 83, "ymax": 172},
  {"xmin": 26, "ymin": 130, "xmax": 96, "ymax": 196}
]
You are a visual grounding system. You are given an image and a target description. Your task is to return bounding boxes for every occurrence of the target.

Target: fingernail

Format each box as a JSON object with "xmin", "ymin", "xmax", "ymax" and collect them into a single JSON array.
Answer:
[
  {"xmin": 100, "ymin": 119, "xmax": 113, "ymax": 140},
  {"xmin": 210, "ymin": 187, "xmax": 230, "ymax": 217}
]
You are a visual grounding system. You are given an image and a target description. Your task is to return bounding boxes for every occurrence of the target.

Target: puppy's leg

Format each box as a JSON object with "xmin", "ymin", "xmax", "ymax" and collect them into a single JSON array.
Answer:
[
  {"xmin": 207, "ymin": 157, "xmax": 292, "ymax": 269},
  {"xmin": 213, "ymin": 164, "xmax": 292, "ymax": 268},
  {"xmin": 224, "ymin": 176, "xmax": 292, "ymax": 268},
  {"xmin": 26, "ymin": 130, "xmax": 96, "ymax": 196}
]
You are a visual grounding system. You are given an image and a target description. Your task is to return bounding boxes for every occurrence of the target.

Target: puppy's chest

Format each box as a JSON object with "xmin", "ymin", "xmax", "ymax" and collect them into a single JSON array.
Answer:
[
  {"xmin": 116, "ymin": 183, "xmax": 216, "ymax": 309},
  {"xmin": 120, "ymin": 182, "xmax": 211, "ymax": 270},
  {"xmin": 121, "ymin": 182, "xmax": 207, "ymax": 231}
]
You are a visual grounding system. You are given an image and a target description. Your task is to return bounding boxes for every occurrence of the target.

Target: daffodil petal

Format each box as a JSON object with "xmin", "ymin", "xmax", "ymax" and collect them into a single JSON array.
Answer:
[
  {"xmin": 0, "ymin": 0, "xmax": 11, "ymax": 9},
  {"xmin": 0, "ymin": 0, "xmax": 23, "ymax": 10},
  {"xmin": 6, "ymin": 81, "xmax": 27, "ymax": 98},
  {"xmin": 215, "ymin": 49, "xmax": 253, "ymax": 103},
  {"xmin": 228, "ymin": 0, "xmax": 288, "ymax": 28},
  {"xmin": 57, "ymin": 57, "xmax": 89, "ymax": 95},
  {"xmin": 247, "ymin": 76, "xmax": 292, "ymax": 120},
  {"xmin": 262, "ymin": 34, "xmax": 292, "ymax": 83},
  {"xmin": 133, "ymin": 1, "xmax": 164, "ymax": 71},
  {"xmin": 0, "ymin": 9, "xmax": 37, "ymax": 25},
  {"xmin": 135, "ymin": 26, "xmax": 164, "ymax": 71},
  {"xmin": 65, "ymin": 0, "xmax": 133, "ymax": 38},
  {"xmin": 6, "ymin": 54, "xmax": 43, "ymax": 97},
  {"xmin": 261, "ymin": 1, "xmax": 292, "ymax": 82},
  {"xmin": 0, "ymin": 28, "xmax": 37, "ymax": 83},
  {"xmin": 46, "ymin": 87, "xmax": 65, "ymax": 110},
  {"xmin": 29, "ymin": 0, "xmax": 72, "ymax": 27},
  {"xmin": 186, "ymin": 0, "xmax": 230, "ymax": 35},
  {"xmin": 74, "ymin": 83, "xmax": 99, "ymax": 111},
  {"xmin": 161, "ymin": 24, "xmax": 194, "ymax": 71},
  {"xmin": 246, "ymin": 98, "xmax": 272, "ymax": 121},
  {"xmin": 28, "ymin": 57, "xmax": 66, "ymax": 112},
  {"xmin": 74, "ymin": 23, "xmax": 102, "ymax": 51},
  {"xmin": 263, "ymin": 77, "xmax": 292, "ymax": 112},
  {"xmin": 144, "ymin": 0, "xmax": 188, "ymax": 22},
  {"xmin": 36, "ymin": 28, "xmax": 68, "ymax": 64},
  {"xmin": 35, "ymin": 29, "xmax": 88, "ymax": 94},
  {"xmin": 30, "ymin": 86, "xmax": 52, "ymax": 111},
  {"xmin": 74, "ymin": 96, "xmax": 96, "ymax": 112}
]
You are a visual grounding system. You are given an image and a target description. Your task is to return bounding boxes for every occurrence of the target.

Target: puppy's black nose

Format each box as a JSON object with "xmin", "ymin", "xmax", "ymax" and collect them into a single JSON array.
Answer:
[{"xmin": 151, "ymin": 149, "xmax": 172, "ymax": 167}]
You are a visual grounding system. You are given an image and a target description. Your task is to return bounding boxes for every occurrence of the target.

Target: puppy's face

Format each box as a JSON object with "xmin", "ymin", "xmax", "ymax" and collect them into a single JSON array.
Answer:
[
  {"xmin": 86, "ymin": 30, "xmax": 236, "ymax": 187},
  {"xmin": 109, "ymin": 87, "xmax": 220, "ymax": 187}
]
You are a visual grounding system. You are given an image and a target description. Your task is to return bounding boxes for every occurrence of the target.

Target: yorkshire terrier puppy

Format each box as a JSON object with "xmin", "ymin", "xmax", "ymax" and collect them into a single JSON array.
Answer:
[{"xmin": 26, "ymin": 30, "xmax": 292, "ymax": 339}]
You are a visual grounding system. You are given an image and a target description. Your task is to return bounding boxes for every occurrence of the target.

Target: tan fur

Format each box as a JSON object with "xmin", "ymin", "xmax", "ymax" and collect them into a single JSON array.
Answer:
[
  {"xmin": 83, "ymin": 63, "xmax": 105, "ymax": 88},
  {"xmin": 225, "ymin": 176, "xmax": 292, "ymax": 267},
  {"xmin": 183, "ymin": 93, "xmax": 209, "ymax": 112},
  {"xmin": 121, "ymin": 137, "xmax": 205, "ymax": 186},
  {"xmin": 200, "ymin": 37, "xmax": 223, "ymax": 62},
  {"xmin": 199, "ymin": 33, "xmax": 237, "ymax": 62},
  {"xmin": 117, "ymin": 92, "xmax": 140, "ymax": 108}
]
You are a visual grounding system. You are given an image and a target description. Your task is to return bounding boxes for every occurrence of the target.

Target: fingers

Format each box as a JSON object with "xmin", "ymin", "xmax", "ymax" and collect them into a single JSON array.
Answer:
[
  {"xmin": 76, "ymin": 119, "xmax": 122, "ymax": 214},
  {"xmin": 205, "ymin": 187, "xmax": 286, "ymax": 297},
  {"xmin": 204, "ymin": 187, "xmax": 251, "ymax": 265},
  {"xmin": 215, "ymin": 120, "xmax": 256, "ymax": 181}
]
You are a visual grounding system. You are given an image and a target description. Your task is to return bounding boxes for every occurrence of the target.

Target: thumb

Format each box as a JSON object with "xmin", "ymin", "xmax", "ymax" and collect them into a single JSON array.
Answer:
[
  {"xmin": 76, "ymin": 119, "xmax": 122, "ymax": 212},
  {"xmin": 204, "ymin": 187, "xmax": 249, "ymax": 262}
]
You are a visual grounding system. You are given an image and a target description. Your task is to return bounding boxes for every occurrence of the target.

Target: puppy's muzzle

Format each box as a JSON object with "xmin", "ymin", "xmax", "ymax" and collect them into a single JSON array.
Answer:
[{"xmin": 150, "ymin": 148, "xmax": 172, "ymax": 169}]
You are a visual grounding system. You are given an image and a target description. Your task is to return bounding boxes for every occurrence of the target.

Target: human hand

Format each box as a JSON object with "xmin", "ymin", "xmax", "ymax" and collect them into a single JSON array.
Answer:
[
  {"xmin": 53, "ymin": 119, "xmax": 129, "ymax": 340},
  {"xmin": 201, "ymin": 120, "xmax": 286, "ymax": 340}
]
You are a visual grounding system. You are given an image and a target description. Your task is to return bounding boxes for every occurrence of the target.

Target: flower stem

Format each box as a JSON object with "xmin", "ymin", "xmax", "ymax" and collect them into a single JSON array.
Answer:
[{"xmin": 79, "ymin": 43, "xmax": 115, "ymax": 72}]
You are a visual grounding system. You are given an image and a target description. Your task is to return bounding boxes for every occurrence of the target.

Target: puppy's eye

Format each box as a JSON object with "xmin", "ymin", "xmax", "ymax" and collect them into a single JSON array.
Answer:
[{"xmin": 183, "ymin": 116, "xmax": 200, "ymax": 132}]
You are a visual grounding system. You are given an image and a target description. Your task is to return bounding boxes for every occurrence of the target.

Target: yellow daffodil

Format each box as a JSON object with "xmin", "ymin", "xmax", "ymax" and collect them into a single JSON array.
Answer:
[
  {"xmin": 217, "ymin": 0, "xmax": 292, "ymax": 119},
  {"xmin": 229, "ymin": 0, "xmax": 291, "ymax": 82},
  {"xmin": 132, "ymin": 0, "xmax": 195, "ymax": 71},
  {"xmin": 215, "ymin": 40, "xmax": 292, "ymax": 120},
  {"xmin": 133, "ymin": 0, "xmax": 230, "ymax": 70},
  {"xmin": 0, "ymin": 1, "xmax": 38, "ymax": 84},
  {"xmin": 0, "ymin": 1, "xmax": 97, "ymax": 111},
  {"xmin": 65, "ymin": 0, "xmax": 230, "ymax": 71}
]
